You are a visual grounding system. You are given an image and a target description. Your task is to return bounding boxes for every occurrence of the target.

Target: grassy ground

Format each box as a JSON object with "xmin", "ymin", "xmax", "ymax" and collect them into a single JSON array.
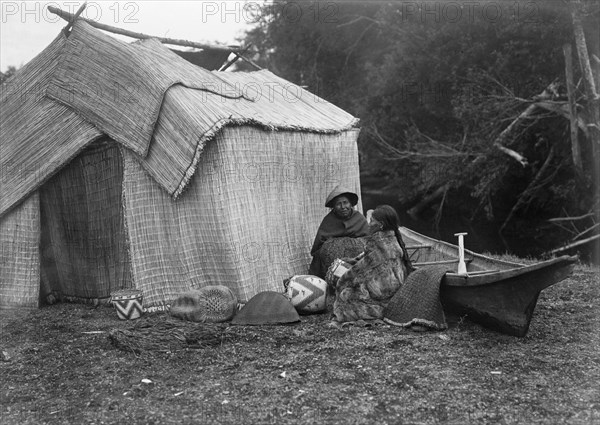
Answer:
[{"xmin": 1, "ymin": 264, "xmax": 599, "ymax": 425}]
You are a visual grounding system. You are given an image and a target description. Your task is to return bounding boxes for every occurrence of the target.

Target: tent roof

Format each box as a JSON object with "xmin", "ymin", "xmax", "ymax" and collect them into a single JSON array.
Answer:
[{"xmin": 0, "ymin": 20, "xmax": 359, "ymax": 218}]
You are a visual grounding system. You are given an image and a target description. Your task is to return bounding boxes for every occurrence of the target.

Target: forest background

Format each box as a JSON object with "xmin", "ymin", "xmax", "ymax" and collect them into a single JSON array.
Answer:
[{"xmin": 238, "ymin": 0, "xmax": 600, "ymax": 261}]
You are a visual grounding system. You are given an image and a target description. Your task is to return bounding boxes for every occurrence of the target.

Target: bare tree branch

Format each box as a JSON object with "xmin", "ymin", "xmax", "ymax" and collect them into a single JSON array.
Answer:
[
  {"xmin": 545, "ymin": 233, "xmax": 600, "ymax": 255},
  {"xmin": 491, "ymin": 82, "xmax": 569, "ymax": 167},
  {"xmin": 574, "ymin": 223, "xmax": 600, "ymax": 240},
  {"xmin": 369, "ymin": 125, "xmax": 473, "ymax": 160},
  {"xmin": 494, "ymin": 143, "xmax": 529, "ymax": 166},
  {"xmin": 344, "ymin": 23, "xmax": 376, "ymax": 68},
  {"xmin": 547, "ymin": 212, "xmax": 595, "ymax": 222},
  {"xmin": 500, "ymin": 146, "xmax": 556, "ymax": 234}
]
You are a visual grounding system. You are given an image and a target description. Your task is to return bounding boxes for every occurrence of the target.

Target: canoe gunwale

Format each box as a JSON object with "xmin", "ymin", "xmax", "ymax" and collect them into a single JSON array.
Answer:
[
  {"xmin": 399, "ymin": 226, "xmax": 578, "ymax": 287},
  {"xmin": 400, "ymin": 226, "xmax": 524, "ymax": 269},
  {"xmin": 443, "ymin": 255, "xmax": 578, "ymax": 287}
]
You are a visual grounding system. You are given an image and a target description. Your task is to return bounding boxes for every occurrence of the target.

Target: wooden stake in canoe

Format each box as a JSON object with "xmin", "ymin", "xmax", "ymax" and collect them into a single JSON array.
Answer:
[{"xmin": 454, "ymin": 232, "xmax": 468, "ymax": 275}]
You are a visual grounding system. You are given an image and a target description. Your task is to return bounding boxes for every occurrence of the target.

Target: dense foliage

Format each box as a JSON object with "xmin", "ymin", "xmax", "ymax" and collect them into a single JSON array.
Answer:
[
  {"xmin": 0, "ymin": 65, "xmax": 18, "ymax": 85},
  {"xmin": 243, "ymin": 0, "xmax": 599, "ymax": 257}
]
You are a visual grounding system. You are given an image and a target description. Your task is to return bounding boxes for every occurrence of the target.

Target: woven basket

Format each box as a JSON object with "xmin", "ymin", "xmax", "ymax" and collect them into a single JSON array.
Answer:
[
  {"xmin": 170, "ymin": 286, "xmax": 238, "ymax": 323},
  {"xmin": 325, "ymin": 259, "xmax": 353, "ymax": 288},
  {"xmin": 111, "ymin": 289, "xmax": 144, "ymax": 320}
]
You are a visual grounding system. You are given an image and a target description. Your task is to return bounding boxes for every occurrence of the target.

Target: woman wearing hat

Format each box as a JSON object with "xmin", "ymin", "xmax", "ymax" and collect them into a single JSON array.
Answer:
[{"xmin": 308, "ymin": 185, "xmax": 370, "ymax": 278}]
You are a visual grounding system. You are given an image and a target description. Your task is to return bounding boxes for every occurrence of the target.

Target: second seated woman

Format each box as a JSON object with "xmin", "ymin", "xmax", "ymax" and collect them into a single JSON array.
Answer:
[{"xmin": 332, "ymin": 205, "xmax": 414, "ymax": 323}]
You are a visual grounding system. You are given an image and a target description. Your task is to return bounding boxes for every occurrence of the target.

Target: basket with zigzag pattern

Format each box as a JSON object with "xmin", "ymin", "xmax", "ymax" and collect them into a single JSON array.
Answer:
[{"xmin": 111, "ymin": 289, "xmax": 144, "ymax": 320}]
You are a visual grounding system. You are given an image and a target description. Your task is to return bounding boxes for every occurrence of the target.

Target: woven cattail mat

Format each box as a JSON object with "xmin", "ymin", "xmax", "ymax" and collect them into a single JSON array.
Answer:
[
  {"xmin": 107, "ymin": 311, "xmax": 313, "ymax": 355},
  {"xmin": 108, "ymin": 315, "xmax": 231, "ymax": 354}
]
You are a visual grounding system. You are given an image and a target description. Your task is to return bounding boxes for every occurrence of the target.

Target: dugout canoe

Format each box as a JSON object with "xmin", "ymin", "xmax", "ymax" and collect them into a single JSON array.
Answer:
[{"xmin": 399, "ymin": 226, "xmax": 578, "ymax": 337}]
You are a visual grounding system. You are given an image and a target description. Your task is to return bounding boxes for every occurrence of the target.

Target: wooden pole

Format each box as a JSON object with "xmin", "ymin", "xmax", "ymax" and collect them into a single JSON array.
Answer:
[
  {"xmin": 563, "ymin": 43, "xmax": 583, "ymax": 172},
  {"xmin": 63, "ymin": 2, "xmax": 87, "ymax": 35},
  {"xmin": 231, "ymin": 52, "xmax": 263, "ymax": 71},
  {"xmin": 571, "ymin": 0, "xmax": 600, "ymax": 168},
  {"xmin": 47, "ymin": 5, "xmax": 238, "ymax": 52},
  {"xmin": 219, "ymin": 45, "xmax": 251, "ymax": 72}
]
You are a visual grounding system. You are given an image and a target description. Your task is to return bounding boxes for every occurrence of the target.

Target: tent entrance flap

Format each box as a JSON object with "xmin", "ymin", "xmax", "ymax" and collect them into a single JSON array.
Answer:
[{"xmin": 39, "ymin": 139, "xmax": 133, "ymax": 304}]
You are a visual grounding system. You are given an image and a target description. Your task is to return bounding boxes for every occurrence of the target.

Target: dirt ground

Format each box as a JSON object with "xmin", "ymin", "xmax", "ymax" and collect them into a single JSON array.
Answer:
[{"xmin": 1, "ymin": 264, "xmax": 599, "ymax": 425}]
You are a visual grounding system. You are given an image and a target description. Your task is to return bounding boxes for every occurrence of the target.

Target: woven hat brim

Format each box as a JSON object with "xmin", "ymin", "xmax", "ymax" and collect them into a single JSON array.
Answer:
[
  {"xmin": 231, "ymin": 291, "xmax": 300, "ymax": 325},
  {"xmin": 325, "ymin": 192, "xmax": 359, "ymax": 208}
]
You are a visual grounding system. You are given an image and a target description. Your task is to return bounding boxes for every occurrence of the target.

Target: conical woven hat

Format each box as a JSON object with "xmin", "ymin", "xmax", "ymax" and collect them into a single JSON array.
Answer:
[
  {"xmin": 325, "ymin": 184, "xmax": 358, "ymax": 208},
  {"xmin": 231, "ymin": 291, "xmax": 300, "ymax": 325},
  {"xmin": 170, "ymin": 286, "xmax": 238, "ymax": 323}
]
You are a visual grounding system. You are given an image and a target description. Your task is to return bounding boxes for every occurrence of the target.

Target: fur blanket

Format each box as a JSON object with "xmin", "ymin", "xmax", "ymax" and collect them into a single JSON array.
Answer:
[{"xmin": 333, "ymin": 231, "xmax": 408, "ymax": 322}]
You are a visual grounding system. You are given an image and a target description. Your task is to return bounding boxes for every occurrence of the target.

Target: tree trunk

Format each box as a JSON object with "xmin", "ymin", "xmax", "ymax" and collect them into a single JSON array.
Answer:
[
  {"xmin": 571, "ymin": 1, "xmax": 600, "ymax": 169},
  {"xmin": 563, "ymin": 43, "xmax": 583, "ymax": 172}
]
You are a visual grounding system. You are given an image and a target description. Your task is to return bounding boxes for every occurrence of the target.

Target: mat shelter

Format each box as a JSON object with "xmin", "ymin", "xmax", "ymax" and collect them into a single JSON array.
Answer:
[{"xmin": 0, "ymin": 21, "xmax": 362, "ymax": 311}]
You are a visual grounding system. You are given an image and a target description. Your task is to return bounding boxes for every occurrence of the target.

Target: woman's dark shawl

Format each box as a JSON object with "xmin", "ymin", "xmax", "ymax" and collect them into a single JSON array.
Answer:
[{"xmin": 310, "ymin": 210, "xmax": 369, "ymax": 256}]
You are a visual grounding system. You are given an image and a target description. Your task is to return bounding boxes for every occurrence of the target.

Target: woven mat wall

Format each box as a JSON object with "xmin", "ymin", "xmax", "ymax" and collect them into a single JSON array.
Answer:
[
  {"xmin": 124, "ymin": 126, "xmax": 361, "ymax": 307},
  {"xmin": 0, "ymin": 31, "xmax": 102, "ymax": 219},
  {"xmin": 39, "ymin": 141, "xmax": 132, "ymax": 300},
  {"xmin": 0, "ymin": 194, "xmax": 40, "ymax": 309}
]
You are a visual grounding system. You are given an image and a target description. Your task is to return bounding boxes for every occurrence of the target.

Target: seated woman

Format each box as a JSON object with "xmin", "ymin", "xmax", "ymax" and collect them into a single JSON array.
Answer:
[
  {"xmin": 332, "ymin": 205, "xmax": 414, "ymax": 323},
  {"xmin": 308, "ymin": 185, "xmax": 370, "ymax": 278}
]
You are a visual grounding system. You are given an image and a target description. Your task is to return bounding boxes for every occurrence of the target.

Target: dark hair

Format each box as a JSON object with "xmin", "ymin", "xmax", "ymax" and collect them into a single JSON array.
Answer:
[{"xmin": 372, "ymin": 205, "xmax": 414, "ymax": 273}]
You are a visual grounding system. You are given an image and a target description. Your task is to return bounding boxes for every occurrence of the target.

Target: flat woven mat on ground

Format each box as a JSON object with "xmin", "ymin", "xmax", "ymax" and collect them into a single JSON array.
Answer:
[{"xmin": 108, "ymin": 315, "xmax": 229, "ymax": 354}]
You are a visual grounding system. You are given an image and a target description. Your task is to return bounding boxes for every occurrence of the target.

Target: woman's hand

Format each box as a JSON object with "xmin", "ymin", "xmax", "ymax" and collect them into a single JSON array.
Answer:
[{"xmin": 342, "ymin": 252, "xmax": 365, "ymax": 266}]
